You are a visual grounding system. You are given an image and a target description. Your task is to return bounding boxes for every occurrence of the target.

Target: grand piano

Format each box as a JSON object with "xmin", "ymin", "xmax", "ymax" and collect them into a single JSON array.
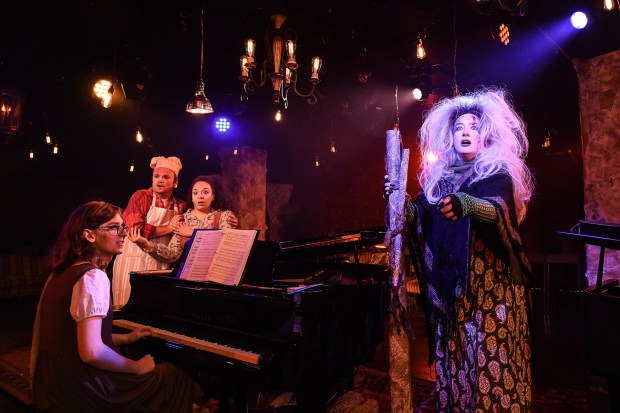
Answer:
[{"xmin": 113, "ymin": 228, "xmax": 389, "ymax": 412}]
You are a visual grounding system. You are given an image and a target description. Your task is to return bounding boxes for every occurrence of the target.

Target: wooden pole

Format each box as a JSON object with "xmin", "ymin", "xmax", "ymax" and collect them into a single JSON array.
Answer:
[{"xmin": 385, "ymin": 128, "xmax": 413, "ymax": 413}]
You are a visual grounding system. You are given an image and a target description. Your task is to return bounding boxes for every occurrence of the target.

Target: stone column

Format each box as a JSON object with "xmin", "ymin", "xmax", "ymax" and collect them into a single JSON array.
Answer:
[
  {"xmin": 574, "ymin": 49, "xmax": 620, "ymax": 283},
  {"xmin": 219, "ymin": 146, "xmax": 268, "ymax": 240}
]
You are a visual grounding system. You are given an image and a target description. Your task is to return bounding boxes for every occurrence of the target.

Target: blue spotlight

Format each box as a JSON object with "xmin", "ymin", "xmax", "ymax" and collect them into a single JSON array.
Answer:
[
  {"xmin": 215, "ymin": 117, "xmax": 231, "ymax": 133},
  {"xmin": 570, "ymin": 11, "xmax": 588, "ymax": 30}
]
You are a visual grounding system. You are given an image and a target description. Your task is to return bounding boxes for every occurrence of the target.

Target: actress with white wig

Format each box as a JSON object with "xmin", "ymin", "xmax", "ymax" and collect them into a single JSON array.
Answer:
[{"xmin": 386, "ymin": 88, "xmax": 534, "ymax": 412}]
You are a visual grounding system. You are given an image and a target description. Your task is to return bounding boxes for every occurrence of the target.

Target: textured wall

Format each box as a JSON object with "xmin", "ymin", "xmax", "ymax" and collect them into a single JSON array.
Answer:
[
  {"xmin": 266, "ymin": 183, "xmax": 295, "ymax": 241},
  {"xmin": 574, "ymin": 49, "xmax": 620, "ymax": 284}
]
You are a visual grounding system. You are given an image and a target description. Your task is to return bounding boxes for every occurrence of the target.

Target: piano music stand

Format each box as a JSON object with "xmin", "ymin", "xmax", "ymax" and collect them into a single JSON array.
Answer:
[
  {"xmin": 558, "ymin": 220, "xmax": 620, "ymax": 412},
  {"xmin": 557, "ymin": 220, "xmax": 620, "ymax": 292}
]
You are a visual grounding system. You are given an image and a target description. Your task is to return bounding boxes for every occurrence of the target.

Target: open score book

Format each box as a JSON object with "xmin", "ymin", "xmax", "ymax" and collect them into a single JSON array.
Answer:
[{"xmin": 177, "ymin": 228, "xmax": 258, "ymax": 285}]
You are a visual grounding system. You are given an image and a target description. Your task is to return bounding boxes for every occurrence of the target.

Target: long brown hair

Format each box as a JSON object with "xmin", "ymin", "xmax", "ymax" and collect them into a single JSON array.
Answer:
[{"xmin": 50, "ymin": 201, "xmax": 122, "ymax": 275}]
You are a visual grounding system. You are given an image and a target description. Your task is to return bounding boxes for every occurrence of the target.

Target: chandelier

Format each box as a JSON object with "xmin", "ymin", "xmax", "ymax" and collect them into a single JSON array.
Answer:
[{"xmin": 239, "ymin": 14, "xmax": 323, "ymax": 111}]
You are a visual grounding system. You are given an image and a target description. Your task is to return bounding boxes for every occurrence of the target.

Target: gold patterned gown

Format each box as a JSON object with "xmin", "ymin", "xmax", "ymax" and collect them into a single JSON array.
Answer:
[{"xmin": 409, "ymin": 172, "xmax": 532, "ymax": 413}]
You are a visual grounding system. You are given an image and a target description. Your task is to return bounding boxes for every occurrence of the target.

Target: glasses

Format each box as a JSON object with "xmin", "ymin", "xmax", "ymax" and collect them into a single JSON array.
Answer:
[{"xmin": 92, "ymin": 224, "xmax": 129, "ymax": 236}]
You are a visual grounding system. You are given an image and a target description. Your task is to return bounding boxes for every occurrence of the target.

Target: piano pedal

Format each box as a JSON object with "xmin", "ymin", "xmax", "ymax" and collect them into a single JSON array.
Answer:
[{"xmin": 251, "ymin": 391, "xmax": 296, "ymax": 412}]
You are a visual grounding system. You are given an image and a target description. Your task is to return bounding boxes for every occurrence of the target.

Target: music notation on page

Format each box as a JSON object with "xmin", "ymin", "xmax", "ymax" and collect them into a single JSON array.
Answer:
[{"xmin": 178, "ymin": 228, "xmax": 258, "ymax": 285}]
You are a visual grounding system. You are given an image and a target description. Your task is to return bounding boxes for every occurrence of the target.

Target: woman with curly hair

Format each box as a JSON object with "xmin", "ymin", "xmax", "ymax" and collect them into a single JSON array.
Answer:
[{"xmin": 387, "ymin": 88, "xmax": 534, "ymax": 412}]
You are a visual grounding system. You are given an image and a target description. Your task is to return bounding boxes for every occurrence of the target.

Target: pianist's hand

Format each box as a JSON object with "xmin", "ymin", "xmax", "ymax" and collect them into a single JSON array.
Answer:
[
  {"xmin": 135, "ymin": 354, "xmax": 155, "ymax": 375},
  {"xmin": 127, "ymin": 326, "xmax": 154, "ymax": 344}
]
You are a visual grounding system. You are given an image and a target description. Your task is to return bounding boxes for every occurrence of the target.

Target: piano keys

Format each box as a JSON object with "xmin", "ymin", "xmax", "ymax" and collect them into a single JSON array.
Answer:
[{"xmin": 113, "ymin": 229, "xmax": 389, "ymax": 412}]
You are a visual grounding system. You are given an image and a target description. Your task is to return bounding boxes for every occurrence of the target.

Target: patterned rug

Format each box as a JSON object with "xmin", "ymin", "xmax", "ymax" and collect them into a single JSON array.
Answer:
[
  {"xmin": 0, "ymin": 347, "xmax": 34, "ymax": 406},
  {"xmin": 354, "ymin": 366, "xmax": 593, "ymax": 413}
]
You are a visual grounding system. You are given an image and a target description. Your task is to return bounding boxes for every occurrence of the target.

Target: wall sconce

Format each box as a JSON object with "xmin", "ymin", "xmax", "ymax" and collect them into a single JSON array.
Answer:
[
  {"xmin": 239, "ymin": 14, "xmax": 323, "ymax": 108},
  {"xmin": 0, "ymin": 88, "xmax": 24, "ymax": 137}
]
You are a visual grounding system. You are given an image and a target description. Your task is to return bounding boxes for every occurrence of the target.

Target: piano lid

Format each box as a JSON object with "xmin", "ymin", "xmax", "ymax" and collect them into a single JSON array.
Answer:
[
  {"xmin": 557, "ymin": 220, "xmax": 620, "ymax": 250},
  {"xmin": 277, "ymin": 226, "xmax": 387, "ymax": 261}
]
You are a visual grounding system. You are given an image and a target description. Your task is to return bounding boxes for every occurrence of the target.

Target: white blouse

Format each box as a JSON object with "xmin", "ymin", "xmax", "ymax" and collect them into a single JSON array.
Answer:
[{"xmin": 70, "ymin": 268, "xmax": 110, "ymax": 322}]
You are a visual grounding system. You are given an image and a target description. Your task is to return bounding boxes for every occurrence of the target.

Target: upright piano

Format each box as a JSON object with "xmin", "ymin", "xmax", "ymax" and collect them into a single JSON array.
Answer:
[
  {"xmin": 558, "ymin": 221, "xmax": 620, "ymax": 412},
  {"xmin": 113, "ymin": 228, "xmax": 389, "ymax": 412}
]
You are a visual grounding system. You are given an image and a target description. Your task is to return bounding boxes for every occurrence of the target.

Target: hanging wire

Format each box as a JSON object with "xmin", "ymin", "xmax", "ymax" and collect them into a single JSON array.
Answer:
[
  {"xmin": 199, "ymin": 3, "xmax": 205, "ymax": 80},
  {"xmin": 452, "ymin": 0, "xmax": 459, "ymax": 97}
]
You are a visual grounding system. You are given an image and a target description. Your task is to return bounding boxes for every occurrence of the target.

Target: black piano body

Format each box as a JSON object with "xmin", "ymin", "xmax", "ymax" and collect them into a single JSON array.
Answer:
[
  {"xmin": 558, "ymin": 221, "xmax": 620, "ymax": 412},
  {"xmin": 114, "ymin": 228, "xmax": 389, "ymax": 412}
]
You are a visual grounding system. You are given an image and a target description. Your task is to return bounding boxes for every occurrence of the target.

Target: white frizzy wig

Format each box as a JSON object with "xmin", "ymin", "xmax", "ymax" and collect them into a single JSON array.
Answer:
[{"xmin": 418, "ymin": 87, "xmax": 534, "ymax": 223}]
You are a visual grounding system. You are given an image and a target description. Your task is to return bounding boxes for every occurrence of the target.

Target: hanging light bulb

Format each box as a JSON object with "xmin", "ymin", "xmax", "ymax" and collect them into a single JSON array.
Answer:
[
  {"xmin": 186, "ymin": 6, "xmax": 214, "ymax": 114},
  {"xmin": 205, "ymin": 153, "xmax": 210, "ymax": 161},
  {"xmin": 416, "ymin": 36, "xmax": 426, "ymax": 60},
  {"xmin": 285, "ymin": 40, "xmax": 298, "ymax": 69},
  {"xmin": 45, "ymin": 132, "xmax": 52, "ymax": 145},
  {"xmin": 310, "ymin": 57, "xmax": 322, "ymax": 84},
  {"xmin": 275, "ymin": 109, "xmax": 283, "ymax": 122},
  {"xmin": 244, "ymin": 39, "xmax": 256, "ymax": 69},
  {"xmin": 129, "ymin": 160, "xmax": 135, "ymax": 172},
  {"xmin": 52, "ymin": 143, "xmax": 59, "ymax": 155},
  {"xmin": 542, "ymin": 132, "xmax": 552, "ymax": 148},
  {"xmin": 604, "ymin": 0, "xmax": 615, "ymax": 11},
  {"xmin": 233, "ymin": 145, "xmax": 239, "ymax": 155},
  {"xmin": 330, "ymin": 141, "xmax": 337, "ymax": 153},
  {"xmin": 239, "ymin": 56, "xmax": 249, "ymax": 80},
  {"xmin": 315, "ymin": 155, "xmax": 320, "ymax": 167},
  {"xmin": 135, "ymin": 128, "xmax": 144, "ymax": 143},
  {"xmin": 29, "ymin": 149, "xmax": 34, "ymax": 159}
]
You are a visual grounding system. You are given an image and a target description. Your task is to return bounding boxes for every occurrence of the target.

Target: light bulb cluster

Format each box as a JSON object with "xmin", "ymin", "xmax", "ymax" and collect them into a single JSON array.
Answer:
[
  {"xmin": 28, "ymin": 131, "xmax": 60, "ymax": 159},
  {"xmin": 499, "ymin": 23, "xmax": 510, "ymax": 46},
  {"xmin": 92, "ymin": 79, "xmax": 114, "ymax": 108}
]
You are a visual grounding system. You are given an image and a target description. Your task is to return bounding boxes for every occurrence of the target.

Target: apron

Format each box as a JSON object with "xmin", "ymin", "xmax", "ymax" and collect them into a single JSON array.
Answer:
[{"xmin": 112, "ymin": 195, "xmax": 179, "ymax": 309}]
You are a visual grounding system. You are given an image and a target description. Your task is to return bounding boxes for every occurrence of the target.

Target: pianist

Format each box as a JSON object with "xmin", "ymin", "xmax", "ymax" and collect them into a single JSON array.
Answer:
[
  {"xmin": 31, "ymin": 201, "xmax": 204, "ymax": 412},
  {"xmin": 385, "ymin": 88, "xmax": 534, "ymax": 412}
]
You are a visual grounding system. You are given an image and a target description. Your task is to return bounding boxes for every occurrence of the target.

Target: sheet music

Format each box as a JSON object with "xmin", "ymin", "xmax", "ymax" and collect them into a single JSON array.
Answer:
[
  {"xmin": 206, "ymin": 229, "xmax": 257, "ymax": 285},
  {"xmin": 178, "ymin": 228, "xmax": 258, "ymax": 285},
  {"xmin": 179, "ymin": 230, "xmax": 224, "ymax": 281}
]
